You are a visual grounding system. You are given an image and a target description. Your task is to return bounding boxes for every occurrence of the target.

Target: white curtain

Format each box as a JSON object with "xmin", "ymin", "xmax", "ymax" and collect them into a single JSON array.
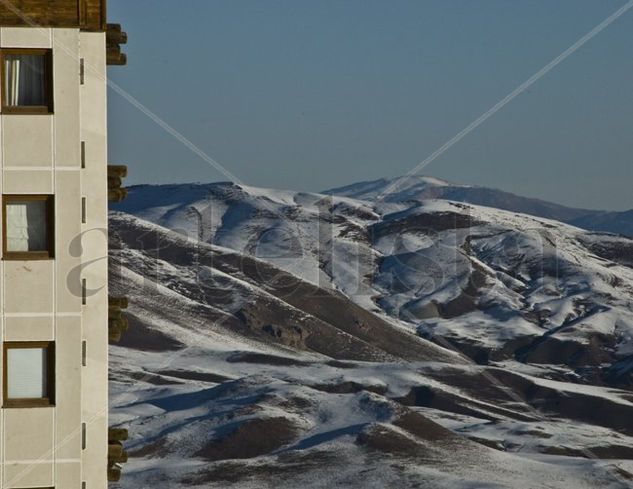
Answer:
[
  {"xmin": 4, "ymin": 56, "xmax": 20, "ymax": 105},
  {"xmin": 7, "ymin": 347, "xmax": 47, "ymax": 399},
  {"xmin": 6, "ymin": 201, "xmax": 47, "ymax": 252},
  {"xmin": 4, "ymin": 55, "xmax": 46, "ymax": 106}
]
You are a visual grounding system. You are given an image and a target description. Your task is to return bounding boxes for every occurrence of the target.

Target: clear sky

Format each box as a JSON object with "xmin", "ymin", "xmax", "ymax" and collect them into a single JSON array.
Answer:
[{"xmin": 107, "ymin": 0, "xmax": 633, "ymax": 211}]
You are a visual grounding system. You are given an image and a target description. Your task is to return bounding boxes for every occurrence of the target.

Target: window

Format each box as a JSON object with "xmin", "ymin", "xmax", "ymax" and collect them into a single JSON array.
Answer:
[
  {"xmin": 3, "ymin": 342, "xmax": 55, "ymax": 408},
  {"xmin": 3, "ymin": 195, "xmax": 54, "ymax": 260},
  {"xmin": 1, "ymin": 49, "xmax": 53, "ymax": 114}
]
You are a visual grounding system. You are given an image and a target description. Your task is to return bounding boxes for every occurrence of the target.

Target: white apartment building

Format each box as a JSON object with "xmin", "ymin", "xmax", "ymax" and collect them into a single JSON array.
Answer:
[{"xmin": 0, "ymin": 1, "xmax": 128, "ymax": 487}]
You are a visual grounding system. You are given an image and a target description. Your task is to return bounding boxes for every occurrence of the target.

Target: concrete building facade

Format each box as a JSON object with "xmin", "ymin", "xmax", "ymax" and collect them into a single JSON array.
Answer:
[{"xmin": 0, "ymin": 1, "xmax": 127, "ymax": 487}]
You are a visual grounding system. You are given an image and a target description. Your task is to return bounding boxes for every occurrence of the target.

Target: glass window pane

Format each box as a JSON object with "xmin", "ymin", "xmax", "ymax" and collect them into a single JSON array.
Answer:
[
  {"xmin": 6, "ymin": 200, "xmax": 48, "ymax": 252},
  {"xmin": 4, "ymin": 54, "xmax": 47, "ymax": 107},
  {"xmin": 7, "ymin": 347, "xmax": 47, "ymax": 399}
]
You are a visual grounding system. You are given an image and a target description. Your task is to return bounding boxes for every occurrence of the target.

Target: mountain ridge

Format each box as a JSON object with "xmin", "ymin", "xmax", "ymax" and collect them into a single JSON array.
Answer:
[
  {"xmin": 121, "ymin": 175, "xmax": 633, "ymax": 236},
  {"xmin": 325, "ymin": 175, "xmax": 633, "ymax": 236},
  {"xmin": 109, "ymin": 178, "xmax": 633, "ymax": 488}
]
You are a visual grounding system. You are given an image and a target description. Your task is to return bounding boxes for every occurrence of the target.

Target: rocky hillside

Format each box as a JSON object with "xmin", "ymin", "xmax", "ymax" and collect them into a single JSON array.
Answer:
[{"xmin": 109, "ymin": 181, "xmax": 633, "ymax": 488}]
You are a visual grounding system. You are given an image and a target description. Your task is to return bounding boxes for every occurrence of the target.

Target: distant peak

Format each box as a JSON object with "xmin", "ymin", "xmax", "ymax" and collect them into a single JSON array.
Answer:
[
  {"xmin": 386, "ymin": 174, "xmax": 455, "ymax": 187},
  {"xmin": 323, "ymin": 174, "xmax": 465, "ymax": 202}
]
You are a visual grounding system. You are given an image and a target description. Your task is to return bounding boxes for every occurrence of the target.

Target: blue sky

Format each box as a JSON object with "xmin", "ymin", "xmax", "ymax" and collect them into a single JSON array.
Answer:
[{"xmin": 107, "ymin": 0, "xmax": 633, "ymax": 211}]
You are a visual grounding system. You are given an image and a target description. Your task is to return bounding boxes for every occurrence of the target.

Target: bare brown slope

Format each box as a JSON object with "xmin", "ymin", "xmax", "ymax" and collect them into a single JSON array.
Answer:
[{"xmin": 110, "ymin": 212, "xmax": 463, "ymax": 364}]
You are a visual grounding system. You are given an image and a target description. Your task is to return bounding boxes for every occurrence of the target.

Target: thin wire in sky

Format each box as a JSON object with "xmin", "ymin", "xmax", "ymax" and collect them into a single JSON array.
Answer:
[
  {"xmin": 0, "ymin": 0, "xmax": 245, "ymax": 187},
  {"xmin": 376, "ymin": 0, "xmax": 633, "ymax": 202}
]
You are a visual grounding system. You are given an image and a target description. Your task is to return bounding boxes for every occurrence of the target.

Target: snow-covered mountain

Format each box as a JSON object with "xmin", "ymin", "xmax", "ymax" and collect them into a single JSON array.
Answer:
[
  {"xmin": 326, "ymin": 175, "xmax": 633, "ymax": 236},
  {"xmin": 109, "ymin": 180, "xmax": 633, "ymax": 488}
]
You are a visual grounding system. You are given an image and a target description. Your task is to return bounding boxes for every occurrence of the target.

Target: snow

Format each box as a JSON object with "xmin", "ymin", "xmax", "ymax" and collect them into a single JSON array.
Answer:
[{"xmin": 109, "ymin": 181, "xmax": 633, "ymax": 488}]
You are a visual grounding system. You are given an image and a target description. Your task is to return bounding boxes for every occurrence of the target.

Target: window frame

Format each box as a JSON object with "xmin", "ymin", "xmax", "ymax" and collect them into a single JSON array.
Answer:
[
  {"xmin": 0, "ymin": 48, "xmax": 54, "ymax": 114},
  {"xmin": 2, "ymin": 194, "xmax": 55, "ymax": 260},
  {"xmin": 3, "ymin": 341, "xmax": 55, "ymax": 408}
]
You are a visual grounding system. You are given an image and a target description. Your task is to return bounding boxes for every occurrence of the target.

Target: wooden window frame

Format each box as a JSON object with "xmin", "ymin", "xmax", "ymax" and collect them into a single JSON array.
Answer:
[
  {"xmin": 2, "ymin": 194, "xmax": 55, "ymax": 261},
  {"xmin": 0, "ymin": 48, "xmax": 54, "ymax": 115},
  {"xmin": 3, "ymin": 341, "xmax": 55, "ymax": 408}
]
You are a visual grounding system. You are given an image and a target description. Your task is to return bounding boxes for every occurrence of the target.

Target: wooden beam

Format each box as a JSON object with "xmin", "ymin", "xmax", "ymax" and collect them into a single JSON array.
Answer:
[
  {"xmin": 108, "ymin": 188, "xmax": 128, "ymax": 202},
  {"xmin": 106, "ymin": 44, "xmax": 127, "ymax": 66},
  {"xmin": 109, "ymin": 316, "xmax": 128, "ymax": 343},
  {"xmin": 108, "ymin": 165, "xmax": 128, "ymax": 199},
  {"xmin": 107, "ymin": 23, "xmax": 127, "ymax": 44},
  {"xmin": 108, "ymin": 296, "xmax": 129, "ymax": 344},
  {"xmin": 107, "ymin": 427, "xmax": 129, "ymax": 482},
  {"xmin": 109, "ymin": 451, "xmax": 128, "ymax": 464},
  {"xmin": 108, "ymin": 307, "xmax": 123, "ymax": 321},
  {"xmin": 108, "ymin": 165, "xmax": 128, "ymax": 178},
  {"xmin": 107, "ymin": 51, "xmax": 127, "ymax": 66},
  {"xmin": 109, "ymin": 296, "xmax": 129, "ymax": 309},
  {"xmin": 108, "ymin": 427, "xmax": 129, "ymax": 442},
  {"xmin": 108, "ymin": 176, "xmax": 122, "ymax": 189},
  {"xmin": 108, "ymin": 329, "xmax": 121, "ymax": 343},
  {"xmin": 108, "ymin": 316, "xmax": 128, "ymax": 331},
  {"xmin": 107, "ymin": 466, "xmax": 121, "ymax": 482},
  {"xmin": 106, "ymin": 44, "xmax": 120, "ymax": 58},
  {"xmin": 0, "ymin": 0, "xmax": 107, "ymax": 31},
  {"xmin": 108, "ymin": 442, "xmax": 123, "ymax": 459}
]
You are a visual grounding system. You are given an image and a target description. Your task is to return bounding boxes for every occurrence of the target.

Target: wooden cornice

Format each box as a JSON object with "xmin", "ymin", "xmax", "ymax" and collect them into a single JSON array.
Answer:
[
  {"xmin": 0, "ymin": 2, "xmax": 128, "ymax": 65},
  {"xmin": 0, "ymin": 0, "xmax": 106, "ymax": 31}
]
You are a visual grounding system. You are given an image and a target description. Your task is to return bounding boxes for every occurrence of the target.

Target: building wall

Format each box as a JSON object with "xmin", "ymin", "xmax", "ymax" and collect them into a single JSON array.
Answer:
[
  {"xmin": 79, "ymin": 31, "xmax": 109, "ymax": 489},
  {"xmin": 0, "ymin": 26, "xmax": 109, "ymax": 488}
]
